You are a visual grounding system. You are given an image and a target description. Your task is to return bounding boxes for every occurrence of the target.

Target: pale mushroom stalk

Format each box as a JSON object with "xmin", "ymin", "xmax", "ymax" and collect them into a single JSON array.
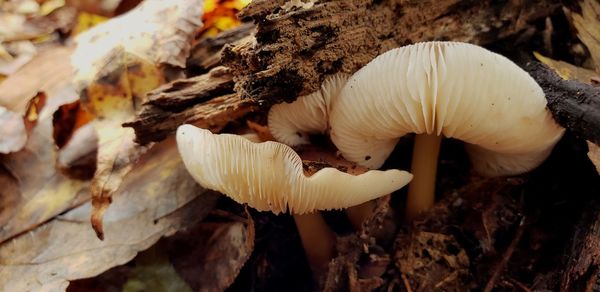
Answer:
[
  {"xmin": 405, "ymin": 133, "xmax": 442, "ymax": 220},
  {"xmin": 293, "ymin": 212, "xmax": 336, "ymax": 275},
  {"xmin": 345, "ymin": 201, "xmax": 376, "ymax": 229}
]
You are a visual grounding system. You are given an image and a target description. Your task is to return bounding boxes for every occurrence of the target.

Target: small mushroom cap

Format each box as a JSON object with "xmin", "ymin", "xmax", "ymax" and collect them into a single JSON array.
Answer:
[
  {"xmin": 329, "ymin": 42, "xmax": 564, "ymax": 176},
  {"xmin": 176, "ymin": 124, "xmax": 413, "ymax": 214},
  {"xmin": 268, "ymin": 74, "xmax": 348, "ymax": 146}
]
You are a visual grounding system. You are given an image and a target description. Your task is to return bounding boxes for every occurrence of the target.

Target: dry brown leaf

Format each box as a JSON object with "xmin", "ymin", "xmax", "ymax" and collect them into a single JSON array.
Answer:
[
  {"xmin": 69, "ymin": 0, "xmax": 205, "ymax": 239},
  {"xmin": 0, "ymin": 40, "xmax": 36, "ymax": 76},
  {"xmin": 0, "ymin": 45, "xmax": 74, "ymax": 113},
  {"xmin": 0, "ymin": 85, "xmax": 89, "ymax": 243},
  {"xmin": 52, "ymin": 99, "xmax": 93, "ymax": 149},
  {"xmin": 65, "ymin": 0, "xmax": 130, "ymax": 16},
  {"xmin": 567, "ymin": 0, "xmax": 600, "ymax": 72},
  {"xmin": 167, "ymin": 210, "xmax": 255, "ymax": 291},
  {"xmin": 0, "ymin": 138, "xmax": 219, "ymax": 291},
  {"xmin": 56, "ymin": 123, "xmax": 98, "ymax": 180},
  {"xmin": 0, "ymin": 91, "xmax": 46, "ymax": 154},
  {"xmin": 587, "ymin": 142, "xmax": 600, "ymax": 174},
  {"xmin": 534, "ymin": 52, "xmax": 600, "ymax": 84},
  {"xmin": 0, "ymin": 106, "xmax": 26, "ymax": 153}
]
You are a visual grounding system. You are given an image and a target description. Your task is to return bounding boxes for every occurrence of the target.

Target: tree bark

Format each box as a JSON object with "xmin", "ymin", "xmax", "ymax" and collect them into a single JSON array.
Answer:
[
  {"xmin": 525, "ymin": 61, "xmax": 600, "ymax": 145},
  {"xmin": 222, "ymin": 0, "xmax": 561, "ymax": 106},
  {"xmin": 124, "ymin": 66, "xmax": 256, "ymax": 144}
]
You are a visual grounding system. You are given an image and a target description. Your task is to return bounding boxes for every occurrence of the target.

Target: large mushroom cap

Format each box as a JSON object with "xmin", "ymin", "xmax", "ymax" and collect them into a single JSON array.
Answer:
[
  {"xmin": 268, "ymin": 74, "xmax": 349, "ymax": 146},
  {"xmin": 176, "ymin": 124, "xmax": 413, "ymax": 214},
  {"xmin": 329, "ymin": 41, "xmax": 565, "ymax": 176}
]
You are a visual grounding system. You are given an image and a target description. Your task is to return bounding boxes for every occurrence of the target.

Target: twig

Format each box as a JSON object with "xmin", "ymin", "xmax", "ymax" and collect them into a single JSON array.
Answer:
[
  {"xmin": 484, "ymin": 217, "xmax": 527, "ymax": 292},
  {"xmin": 401, "ymin": 273, "xmax": 414, "ymax": 292},
  {"xmin": 508, "ymin": 277, "xmax": 533, "ymax": 292}
]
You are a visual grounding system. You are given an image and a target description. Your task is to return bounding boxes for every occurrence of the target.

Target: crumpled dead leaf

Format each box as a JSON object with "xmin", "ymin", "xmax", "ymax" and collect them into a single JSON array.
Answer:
[
  {"xmin": 0, "ymin": 91, "xmax": 46, "ymax": 154},
  {"xmin": 0, "ymin": 85, "xmax": 89, "ymax": 243},
  {"xmin": 0, "ymin": 138, "xmax": 219, "ymax": 291},
  {"xmin": 0, "ymin": 45, "xmax": 74, "ymax": 113},
  {"xmin": 167, "ymin": 210, "xmax": 255, "ymax": 291},
  {"xmin": 69, "ymin": 0, "xmax": 205, "ymax": 238},
  {"xmin": 0, "ymin": 106, "xmax": 26, "ymax": 153},
  {"xmin": 566, "ymin": 0, "xmax": 600, "ymax": 72},
  {"xmin": 534, "ymin": 52, "xmax": 600, "ymax": 84}
]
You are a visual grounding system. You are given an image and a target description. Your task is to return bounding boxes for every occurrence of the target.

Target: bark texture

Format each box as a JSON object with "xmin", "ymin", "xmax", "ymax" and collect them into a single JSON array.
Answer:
[
  {"xmin": 124, "ymin": 66, "xmax": 256, "ymax": 144},
  {"xmin": 223, "ymin": 0, "xmax": 561, "ymax": 106},
  {"xmin": 526, "ymin": 61, "xmax": 600, "ymax": 145}
]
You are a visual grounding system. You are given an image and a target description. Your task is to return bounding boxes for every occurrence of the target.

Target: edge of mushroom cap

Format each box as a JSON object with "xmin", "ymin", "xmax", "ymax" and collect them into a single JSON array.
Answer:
[
  {"xmin": 329, "ymin": 41, "xmax": 565, "ymax": 175},
  {"xmin": 176, "ymin": 124, "xmax": 413, "ymax": 214},
  {"xmin": 268, "ymin": 74, "xmax": 349, "ymax": 146}
]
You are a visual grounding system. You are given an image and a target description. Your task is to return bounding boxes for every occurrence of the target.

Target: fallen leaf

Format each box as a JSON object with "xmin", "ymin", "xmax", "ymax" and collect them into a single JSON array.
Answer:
[
  {"xmin": 0, "ymin": 165, "xmax": 21, "ymax": 229},
  {"xmin": 0, "ymin": 45, "xmax": 74, "ymax": 113},
  {"xmin": 65, "ymin": 0, "xmax": 127, "ymax": 16},
  {"xmin": 52, "ymin": 99, "xmax": 93, "ymax": 149},
  {"xmin": 70, "ymin": 12, "xmax": 107, "ymax": 36},
  {"xmin": 587, "ymin": 142, "xmax": 600, "ymax": 174},
  {"xmin": 167, "ymin": 210, "xmax": 255, "ymax": 291},
  {"xmin": 122, "ymin": 243, "xmax": 193, "ymax": 292},
  {"xmin": 23, "ymin": 91, "xmax": 47, "ymax": 131},
  {"xmin": 200, "ymin": 0, "xmax": 250, "ymax": 37},
  {"xmin": 0, "ymin": 106, "xmax": 27, "ymax": 153},
  {"xmin": 56, "ymin": 123, "xmax": 98, "ymax": 180},
  {"xmin": 0, "ymin": 40, "xmax": 37, "ymax": 76},
  {"xmin": 534, "ymin": 52, "xmax": 600, "ymax": 84},
  {"xmin": 0, "ymin": 138, "xmax": 220, "ymax": 291},
  {"xmin": 0, "ymin": 85, "xmax": 89, "ymax": 243},
  {"xmin": 69, "ymin": 0, "xmax": 205, "ymax": 238},
  {"xmin": 566, "ymin": 0, "xmax": 600, "ymax": 72}
]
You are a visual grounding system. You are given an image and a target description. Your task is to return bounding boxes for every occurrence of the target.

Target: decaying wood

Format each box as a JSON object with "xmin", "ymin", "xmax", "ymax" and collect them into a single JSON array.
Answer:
[
  {"xmin": 526, "ymin": 61, "xmax": 600, "ymax": 145},
  {"xmin": 187, "ymin": 23, "xmax": 255, "ymax": 74},
  {"xmin": 124, "ymin": 67, "xmax": 256, "ymax": 144},
  {"xmin": 222, "ymin": 0, "xmax": 561, "ymax": 105}
]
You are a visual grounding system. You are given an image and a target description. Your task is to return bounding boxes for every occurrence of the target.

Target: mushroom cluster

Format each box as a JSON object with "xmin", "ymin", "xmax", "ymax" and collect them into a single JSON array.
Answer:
[
  {"xmin": 269, "ymin": 41, "xmax": 565, "ymax": 218},
  {"xmin": 176, "ymin": 124, "xmax": 412, "ymax": 274}
]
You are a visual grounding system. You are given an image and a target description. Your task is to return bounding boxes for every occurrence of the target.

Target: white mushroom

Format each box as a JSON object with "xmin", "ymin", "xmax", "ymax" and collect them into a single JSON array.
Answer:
[
  {"xmin": 268, "ymin": 74, "xmax": 349, "ymax": 146},
  {"xmin": 176, "ymin": 124, "xmax": 412, "ymax": 214},
  {"xmin": 328, "ymin": 41, "xmax": 565, "ymax": 218},
  {"xmin": 176, "ymin": 124, "xmax": 412, "ymax": 275}
]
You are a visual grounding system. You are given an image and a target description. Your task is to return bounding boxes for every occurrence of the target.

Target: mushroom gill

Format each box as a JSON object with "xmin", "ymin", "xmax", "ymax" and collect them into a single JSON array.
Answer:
[
  {"xmin": 176, "ymin": 124, "xmax": 412, "ymax": 214},
  {"xmin": 268, "ymin": 74, "xmax": 349, "ymax": 147},
  {"xmin": 329, "ymin": 42, "xmax": 564, "ymax": 176}
]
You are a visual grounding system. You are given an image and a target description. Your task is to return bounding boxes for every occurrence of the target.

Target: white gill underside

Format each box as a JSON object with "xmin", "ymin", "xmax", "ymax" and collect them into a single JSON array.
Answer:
[
  {"xmin": 176, "ymin": 125, "xmax": 412, "ymax": 214},
  {"xmin": 329, "ymin": 42, "xmax": 564, "ymax": 175}
]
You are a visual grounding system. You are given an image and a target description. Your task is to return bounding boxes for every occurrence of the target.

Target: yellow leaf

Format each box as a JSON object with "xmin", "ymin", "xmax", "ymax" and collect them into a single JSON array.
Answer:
[
  {"xmin": 534, "ymin": 51, "xmax": 600, "ymax": 84},
  {"xmin": 567, "ymin": 0, "xmax": 600, "ymax": 72},
  {"xmin": 71, "ymin": 12, "xmax": 108, "ymax": 36}
]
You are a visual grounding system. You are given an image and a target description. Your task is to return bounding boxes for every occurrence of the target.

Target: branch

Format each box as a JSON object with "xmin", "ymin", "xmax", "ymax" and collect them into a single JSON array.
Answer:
[{"xmin": 525, "ymin": 61, "xmax": 600, "ymax": 145}]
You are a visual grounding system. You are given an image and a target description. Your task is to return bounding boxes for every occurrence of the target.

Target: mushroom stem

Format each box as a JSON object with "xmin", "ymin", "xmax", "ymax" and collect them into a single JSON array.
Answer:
[
  {"xmin": 346, "ymin": 201, "xmax": 375, "ymax": 230},
  {"xmin": 293, "ymin": 212, "xmax": 336, "ymax": 276},
  {"xmin": 405, "ymin": 134, "xmax": 443, "ymax": 220}
]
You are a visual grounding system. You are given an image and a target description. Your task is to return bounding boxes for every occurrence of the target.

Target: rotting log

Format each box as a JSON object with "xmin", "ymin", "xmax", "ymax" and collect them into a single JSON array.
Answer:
[
  {"xmin": 525, "ymin": 61, "xmax": 600, "ymax": 145},
  {"xmin": 187, "ymin": 22, "xmax": 255, "ymax": 75},
  {"xmin": 222, "ymin": 0, "xmax": 561, "ymax": 106},
  {"xmin": 124, "ymin": 66, "xmax": 256, "ymax": 144}
]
